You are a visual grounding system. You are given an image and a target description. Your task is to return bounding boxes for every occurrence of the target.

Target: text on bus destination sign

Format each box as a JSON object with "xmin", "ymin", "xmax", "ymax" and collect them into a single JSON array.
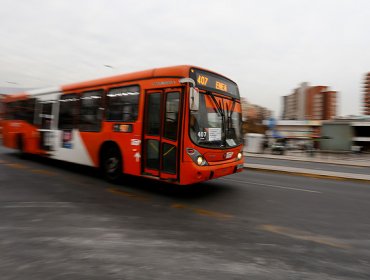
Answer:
[
  {"xmin": 190, "ymin": 68, "xmax": 240, "ymax": 98},
  {"xmin": 197, "ymin": 75, "xmax": 228, "ymax": 92}
]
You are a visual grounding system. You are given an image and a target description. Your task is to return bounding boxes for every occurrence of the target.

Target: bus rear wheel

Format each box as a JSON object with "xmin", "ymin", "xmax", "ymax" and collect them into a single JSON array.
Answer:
[
  {"xmin": 101, "ymin": 145, "xmax": 123, "ymax": 182},
  {"xmin": 17, "ymin": 134, "xmax": 27, "ymax": 159}
]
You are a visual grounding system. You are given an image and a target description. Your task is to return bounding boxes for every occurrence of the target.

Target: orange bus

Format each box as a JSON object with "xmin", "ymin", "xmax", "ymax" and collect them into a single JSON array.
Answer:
[
  {"xmin": 1, "ymin": 65, "xmax": 243, "ymax": 185},
  {"xmin": 0, "ymin": 93, "xmax": 6, "ymax": 139}
]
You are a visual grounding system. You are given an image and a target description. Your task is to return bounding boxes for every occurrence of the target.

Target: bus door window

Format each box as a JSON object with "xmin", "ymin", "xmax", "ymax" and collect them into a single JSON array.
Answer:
[
  {"xmin": 145, "ymin": 92, "xmax": 161, "ymax": 170},
  {"xmin": 40, "ymin": 102, "xmax": 53, "ymax": 129},
  {"xmin": 36, "ymin": 100, "xmax": 56, "ymax": 151},
  {"xmin": 163, "ymin": 92, "xmax": 180, "ymax": 141},
  {"xmin": 162, "ymin": 92, "xmax": 180, "ymax": 174}
]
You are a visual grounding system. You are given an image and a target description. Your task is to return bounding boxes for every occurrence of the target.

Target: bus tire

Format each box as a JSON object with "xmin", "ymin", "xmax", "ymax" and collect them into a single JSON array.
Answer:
[
  {"xmin": 17, "ymin": 134, "xmax": 26, "ymax": 159},
  {"xmin": 100, "ymin": 143, "xmax": 123, "ymax": 183}
]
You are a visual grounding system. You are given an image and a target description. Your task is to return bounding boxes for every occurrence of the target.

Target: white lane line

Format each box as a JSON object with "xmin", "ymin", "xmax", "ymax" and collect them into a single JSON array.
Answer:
[
  {"xmin": 219, "ymin": 178, "xmax": 321, "ymax": 193},
  {"xmin": 0, "ymin": 202, "xmax": 76, "ymax": 208}
]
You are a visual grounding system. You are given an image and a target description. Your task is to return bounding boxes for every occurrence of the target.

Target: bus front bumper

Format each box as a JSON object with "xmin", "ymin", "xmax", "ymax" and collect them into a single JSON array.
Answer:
[{"xmin": 180, "ymin": 160, "xmax": 244, "ymax": 185}]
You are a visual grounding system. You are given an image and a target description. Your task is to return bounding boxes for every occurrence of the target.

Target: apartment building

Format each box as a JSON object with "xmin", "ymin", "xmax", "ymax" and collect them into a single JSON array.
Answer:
[
  {"xmin": 241, "ymin": 97, "xmax": 272, "ymax": 122},
  {"xmin": 282, "ymin": 83, "xmax": 337, "ymax": 120},
  {"xmin": 364, "ymin": 73, "xmax": 370, "ymax": 115}
]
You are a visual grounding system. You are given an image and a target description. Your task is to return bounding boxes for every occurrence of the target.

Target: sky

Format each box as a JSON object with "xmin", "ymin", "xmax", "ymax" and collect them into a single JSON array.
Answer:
[{"xmin": 0, "ymin": 0, "xmax": 369, "ymax": 117}]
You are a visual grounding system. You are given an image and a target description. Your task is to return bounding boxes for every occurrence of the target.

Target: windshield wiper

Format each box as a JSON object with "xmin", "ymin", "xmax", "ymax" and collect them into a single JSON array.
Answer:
[
  {"xmin": 205, "ymin": 91, "xmax": 224, "ymax": 117},
  {"xmin": 226, "ymin": 97, "xmax": 236, "ymax": 137}
]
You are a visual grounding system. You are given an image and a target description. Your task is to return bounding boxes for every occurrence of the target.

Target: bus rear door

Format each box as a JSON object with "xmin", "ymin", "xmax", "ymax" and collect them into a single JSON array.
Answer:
[
  {"xmin": 37, "ymin": 100, "xmax": 56, "ymax": 152},
  {"xmin": 143, "ymin": 88, "xmax": 182, "ymax": 181}
]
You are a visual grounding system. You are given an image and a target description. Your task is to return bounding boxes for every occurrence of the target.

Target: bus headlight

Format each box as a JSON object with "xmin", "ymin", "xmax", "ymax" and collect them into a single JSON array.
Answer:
[
  {"xmin": 186, "ymin": 148, "xmax": 208, "ymax": 166},
  {"xmin": 237, "ymin": 152, "xmax": 243, "ymax": 160},
  {"xmin": 197, "ymin": 156, "xmax": 205, "ymax": 166}
]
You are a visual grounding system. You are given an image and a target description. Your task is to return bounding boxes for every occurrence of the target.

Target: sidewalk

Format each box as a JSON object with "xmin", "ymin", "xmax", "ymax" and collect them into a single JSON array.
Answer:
[
  {"xmin": 243, "ymin": 150, "xmax": 370, "ymax": 183},
  {"xmin": 244, "ymin": 150, "xmax": 370, "ymax": 167},
  {"xmin": 244, "ymin": 163, "xmax": 370, "ymax": 183}
]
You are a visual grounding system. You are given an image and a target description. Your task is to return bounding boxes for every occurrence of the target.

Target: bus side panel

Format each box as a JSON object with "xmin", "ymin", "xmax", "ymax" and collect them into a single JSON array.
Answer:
[
  {"xmin": 2, "ymin": 120, "xmax": 42, "ymax": 154},
  {"xmin": 78, "ymin": 122, "xmax": 144, "ymax": 176},
  {"xmin": 81, "ymin": 80, "xmax": 147, "ymax": 177},
  {"xmin": 50, "ymin": 129, "xmax": 95, "ymax": 167},
  {"xmin": 76, "ymin": 121, "xmax": 144, "ymax": 176}
]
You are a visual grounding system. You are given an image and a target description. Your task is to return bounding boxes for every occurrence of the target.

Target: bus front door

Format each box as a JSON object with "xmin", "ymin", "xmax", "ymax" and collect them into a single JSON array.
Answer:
[
  {"xmin": 38, "ymin": 101, "xmax": 55, "ymax": 151},
  {"xmin": 143, "ymin": 88, "xmax": 182, "ymax": 181}
]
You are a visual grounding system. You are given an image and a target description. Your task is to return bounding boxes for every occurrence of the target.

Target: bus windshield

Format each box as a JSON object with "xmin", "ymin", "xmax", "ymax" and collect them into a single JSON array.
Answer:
[{"xmin": 189, "ymin": 92, "xmax": 242, "ymax": 149}]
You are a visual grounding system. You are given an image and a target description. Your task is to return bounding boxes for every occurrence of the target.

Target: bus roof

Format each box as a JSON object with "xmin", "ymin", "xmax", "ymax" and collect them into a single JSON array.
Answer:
[
  {"xmin": 61, "ymin": 65, "xmax": 236, "ymax": 91},
  {"xmin": 3, "ymin": 65, "xmax": 237, "ymax": 101}
]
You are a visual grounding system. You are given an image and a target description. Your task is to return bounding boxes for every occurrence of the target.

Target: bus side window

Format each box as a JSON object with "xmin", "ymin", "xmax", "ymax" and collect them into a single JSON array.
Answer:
[
  {"xmin": 58, "ymin": 94, "xmax": 79, "ymax": 130},
  {"xmin": 5, "ymin": 100, "xmax": 35, "ymax": 123},
  {"xmin": 79, "ymin": 90, "xmax": 103, "ymax": 132},
  {"xmin": 11, "ymin": 101, "xmax": 21, "ymax": 120},
  {"xmin": 24, "ymin": 98, "xmax": 36, "ymax": 124},
  {"xmin": 5, "ymin": 101, "xmax": 16, "ymax": 120},
  {"xmin": 106, "ymin": 86, "xmax": 140, "ymax": 122}
]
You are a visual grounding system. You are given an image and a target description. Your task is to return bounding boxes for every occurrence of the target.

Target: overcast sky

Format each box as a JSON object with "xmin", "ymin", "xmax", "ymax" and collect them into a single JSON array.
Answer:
[{"xmin": 1, "ymin": 0, "xmax": 369, "ymax": 117}]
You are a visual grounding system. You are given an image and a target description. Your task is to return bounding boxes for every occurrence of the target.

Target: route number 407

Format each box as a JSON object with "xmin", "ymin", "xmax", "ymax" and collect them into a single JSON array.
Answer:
[
  {"xmin": 198, "ymin": 131, "xmax": 207, "ymax": 138},
  {"xmin": 197, "ymin": 75, "xmax": 208, "ymax": 86}
]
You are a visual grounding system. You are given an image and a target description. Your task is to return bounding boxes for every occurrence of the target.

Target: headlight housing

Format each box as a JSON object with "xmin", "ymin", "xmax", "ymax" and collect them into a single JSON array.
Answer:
[
  {"xmin": 237, "ymin": 152, "xmax": 243, "ymax": 160},
  {"xmin": 197, "ymin": 156, "xmax": 207, "ymax": 166},
  {"xmin": 187, "ymin": 148, "xmax": 209, "ymax": 166}
]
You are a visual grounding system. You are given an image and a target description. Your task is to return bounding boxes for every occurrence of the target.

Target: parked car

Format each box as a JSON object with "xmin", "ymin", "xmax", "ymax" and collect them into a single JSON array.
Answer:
[{"xmin": 271, "ymin": 143, "xmax": 286, "ymax": 155}]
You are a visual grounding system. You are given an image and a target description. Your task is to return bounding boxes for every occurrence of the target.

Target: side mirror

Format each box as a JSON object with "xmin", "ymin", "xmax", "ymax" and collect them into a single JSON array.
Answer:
[{"xmin": 189, "ymin": 87, "xmax": 199, "ymax": 111}]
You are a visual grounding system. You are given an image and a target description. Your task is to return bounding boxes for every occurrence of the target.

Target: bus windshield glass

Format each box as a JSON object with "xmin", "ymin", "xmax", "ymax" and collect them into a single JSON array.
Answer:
[{"xmin": 189, "ymin": 92, "xmax": 242, "ymax": 148}]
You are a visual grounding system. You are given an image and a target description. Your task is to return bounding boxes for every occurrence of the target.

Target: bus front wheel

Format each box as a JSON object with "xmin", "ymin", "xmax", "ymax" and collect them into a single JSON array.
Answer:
[{"xmin": 101, "ymin": 144, "xmax": 123, "ymax": 182}]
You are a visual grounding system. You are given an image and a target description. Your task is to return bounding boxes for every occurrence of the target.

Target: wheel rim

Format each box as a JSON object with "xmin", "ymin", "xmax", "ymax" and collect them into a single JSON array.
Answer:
[{"xmin": 106, "ymin": 157, "xmax": 119, "ymax": 174}]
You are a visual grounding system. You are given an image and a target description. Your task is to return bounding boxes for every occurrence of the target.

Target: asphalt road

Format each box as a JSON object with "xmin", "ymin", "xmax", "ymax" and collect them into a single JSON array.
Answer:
[
  {"xmin": 1, "ymin": 147, "xmax": 370, "ymax": 279},
  {"xmin": 246, "ymin": 156, "xmax": 370, "ymax": 175}
]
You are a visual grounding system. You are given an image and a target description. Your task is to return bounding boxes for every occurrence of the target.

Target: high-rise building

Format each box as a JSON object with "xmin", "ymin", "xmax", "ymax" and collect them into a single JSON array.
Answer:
[
  {"xmin": 282, "ymin": 83, "xmax": 337, "ymax": 120},
  {"xmin": 322, "ymin": 90, "xmax": 337, "ymax": 120},
  {"xmin": 305, "ymin": 85, "xmax": 327, "ymax": 119},
  {"xmin": 241, "ymin": 97, "xmax": 272, "ymax": 122},
  {"xmin": 364, "ymin": 73, "xmax": 370, "ymax": 115}
]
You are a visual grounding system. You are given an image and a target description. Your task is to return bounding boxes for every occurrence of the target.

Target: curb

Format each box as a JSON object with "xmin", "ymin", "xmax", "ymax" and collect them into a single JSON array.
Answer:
[
  {"xmin": 243, "ymin": 163, "xmax": 370, "ymax": 184},
  {"xmin": 244, "ymin": 153, "xmax": 370, "ymax": 168}
]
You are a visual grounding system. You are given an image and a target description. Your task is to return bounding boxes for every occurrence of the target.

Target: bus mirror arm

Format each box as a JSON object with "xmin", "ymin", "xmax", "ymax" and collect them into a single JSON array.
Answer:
[
  {"xmin": 179, "ymin": 78, "xmax": 195, "ymax": 87},
  {"xmin": 180, "ymin": 78, "xmax": 199, "ymax": 111}
]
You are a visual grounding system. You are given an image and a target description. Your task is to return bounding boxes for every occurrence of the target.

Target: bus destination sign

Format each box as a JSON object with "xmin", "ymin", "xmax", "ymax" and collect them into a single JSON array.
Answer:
[{"xmin": 190, "ymin": 69, "xmax": 239, "ymax": 98}]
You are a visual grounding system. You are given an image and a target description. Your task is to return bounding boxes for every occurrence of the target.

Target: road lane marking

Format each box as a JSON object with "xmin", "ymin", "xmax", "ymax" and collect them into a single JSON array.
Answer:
[
  {"xmin": 259, "ymin": 224, "xmax": 351, "ymax": 249},
  {"xmin": 108, "ymin": 188, "xmax": 149, "ymax": 201},
  {"xmin": 219, "ymin": 178, "xmax": 321, "ymax": 193},
  {"xmin": 171, "ymin": 203, "xmax": 233, "ymax": 220},
  {"xmin": 2, "ymin": 162, "xmax": 57, "ymax": 176},
  {"xmin": 4, "ymin": 163, "xmax": 28, "ymax": 169},
  {"xmin": 30, "ymin": 169, "xmax": 57, "ymax": 176},
  {"xmin": 0, "ymin": 202, "xmax": 76, "ymax": 208},
  {"xmin": 108, "ymin": 189, "xmax": 232, "ymax": 220}
]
